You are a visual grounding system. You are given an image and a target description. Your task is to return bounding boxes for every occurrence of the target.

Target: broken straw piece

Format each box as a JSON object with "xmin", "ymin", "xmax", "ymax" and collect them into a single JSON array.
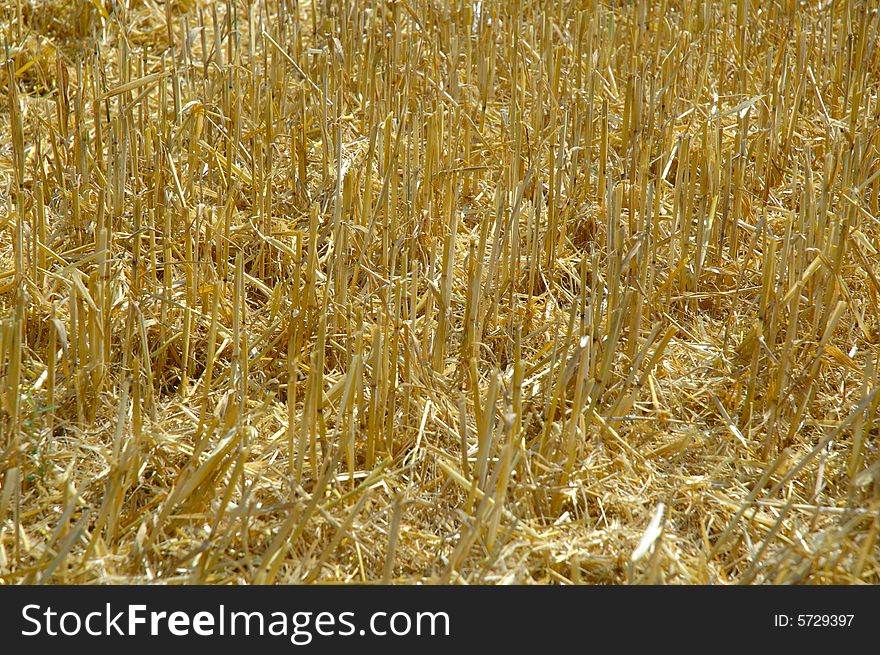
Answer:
[{"xmin": 632, "ymin": 502, "xmax": 665, "ymax": 562}]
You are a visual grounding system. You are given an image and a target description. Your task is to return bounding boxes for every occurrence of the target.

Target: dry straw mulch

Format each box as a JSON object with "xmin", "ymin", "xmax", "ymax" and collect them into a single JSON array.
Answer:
[{"xmin": 1, "ymin": 0, "xmax": 879, "ymax": 584}]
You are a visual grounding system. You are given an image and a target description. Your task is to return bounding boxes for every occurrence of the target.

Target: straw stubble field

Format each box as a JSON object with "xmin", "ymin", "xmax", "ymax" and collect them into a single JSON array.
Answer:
[{"xmin": 0, "ymin": 0, "xmax": 879, "ymax": 584}]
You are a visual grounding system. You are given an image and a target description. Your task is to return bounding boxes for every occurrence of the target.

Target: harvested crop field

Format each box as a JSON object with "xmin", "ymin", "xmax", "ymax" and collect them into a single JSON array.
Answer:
[{"xmin": 1, "ymin": 0, "xmax": 879, "ymax": 585}]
